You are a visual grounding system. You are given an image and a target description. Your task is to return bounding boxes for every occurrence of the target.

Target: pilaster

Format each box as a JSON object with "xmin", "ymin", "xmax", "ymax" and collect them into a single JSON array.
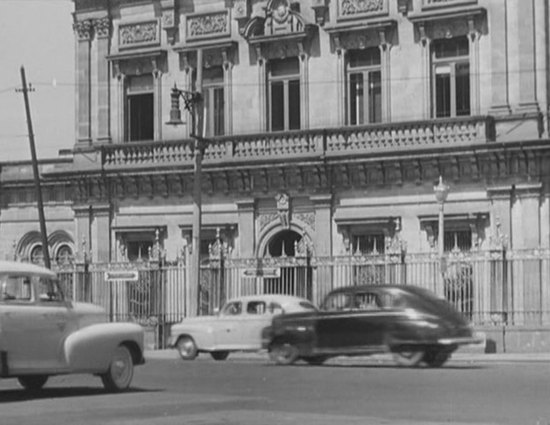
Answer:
[
  {"xmin": 488, "ymin": 0, "xmax": 511, "ymax": 115},
  {"xmin": 516, "ymin": 0, "xmax": 540, "ymax": 113},
  {"xmin": 91, "ymin": 204, "xmax": 111, "ymax": 262},
  {"xmin": 94, "ymin": 17, "xmax": 111, "ymax": 143},
  {"xmin": 311, "ymin": 194, "xmax": 332, "ymax": 256},
  {"xmin": 74, "ymin": 19, "xmax": 93, "ymax": 146},
  {"xmin": 236, "ymin": 199, "xmax": 256, "ymax": 257}
]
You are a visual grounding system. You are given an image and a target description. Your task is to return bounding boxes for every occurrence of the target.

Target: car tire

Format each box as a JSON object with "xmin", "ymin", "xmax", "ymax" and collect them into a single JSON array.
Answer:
[
  {"xmin": 423, "ymin": 348, "xmax": 451, "ymax": 367},
  {"xmin": 17, "ymin": 375, "xmax": 48, "ymax": 391},
  {"xmin": 176, "ymin": 336, "xmax": 198, "ymax": 360},
  {"xmin": 304, "ymin": 356, "xmax": 327, "ymax": 366},
  {"xmin": 392, "ymin": 348, "xmax": 425, "ymax": 367},
  {"xmin": 101, "ymin": 345, "xmax": 134, "ymax": 392},
  {"xmin": 269, "ymin": 342, "xmax": 299, "ymax": 365},
  {"xmin": 210, "ymin": 351, "xmax": 230, "ymax": 361}
]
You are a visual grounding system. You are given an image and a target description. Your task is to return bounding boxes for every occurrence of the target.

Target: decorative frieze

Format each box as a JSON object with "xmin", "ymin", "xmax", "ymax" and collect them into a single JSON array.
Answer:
[
  {"xmin": 119, "ymin": 20, "xmax": 160, "ymax": 49},
  {"xmin": 186, "ymin": 11, "xmax": 230, "ymax": 41}
]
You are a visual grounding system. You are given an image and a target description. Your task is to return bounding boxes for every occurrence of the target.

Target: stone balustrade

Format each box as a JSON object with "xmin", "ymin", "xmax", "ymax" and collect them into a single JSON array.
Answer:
[{"xmin": 101, "ymin": 116, "xmax": 494, "ymax": 171}]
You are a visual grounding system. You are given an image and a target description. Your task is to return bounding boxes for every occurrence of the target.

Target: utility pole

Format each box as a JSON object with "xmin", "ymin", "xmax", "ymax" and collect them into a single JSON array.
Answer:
[{"xmin": 17, "ymin": 66, "xmax": 51, "ymax": 268}]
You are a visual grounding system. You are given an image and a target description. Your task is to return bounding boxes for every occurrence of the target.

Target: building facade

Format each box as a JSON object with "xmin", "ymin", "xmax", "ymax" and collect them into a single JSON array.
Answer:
[{"xmin": 1, "ymin": 1, "xmax": 550, "ymax": 342}]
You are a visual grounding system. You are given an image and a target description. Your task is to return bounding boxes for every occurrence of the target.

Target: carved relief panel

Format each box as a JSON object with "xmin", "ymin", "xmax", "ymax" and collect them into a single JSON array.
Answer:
[{"xmin": 118, "ymin": 20, "xmax": 160, "ymax": 49}]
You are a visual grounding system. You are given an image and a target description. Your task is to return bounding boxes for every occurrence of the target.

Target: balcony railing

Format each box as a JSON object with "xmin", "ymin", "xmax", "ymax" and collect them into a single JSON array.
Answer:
[{"xmin": 101, "ymin": 116, "xmax": 494, "ymax": 171}]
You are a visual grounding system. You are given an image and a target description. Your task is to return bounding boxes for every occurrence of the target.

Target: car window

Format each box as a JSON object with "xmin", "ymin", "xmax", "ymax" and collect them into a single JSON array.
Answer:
[
  {"xmin": 323, "ymin": 293, "xmax": 352, "ymax": 311},
  {"xmin": 222, "ymin": 301, "xmax": 242, "ymax": 316},
  {"xmin": 353, "ymin": 292, "xmax": 381, "ymax": 311},
  {"xmin": 0, "ymin": 275, "xmax": 33, "ymax": 302},
  {"xmin": 37, "ymin": 277, "xmax": 64, "ymax": 302},
  {"xmin": 246, "ymin": 301, "xmax": 266, "ymax": 315},
  {"xmin": 268, "ymin": 302, "xmax": 284, "ymax": 315}
]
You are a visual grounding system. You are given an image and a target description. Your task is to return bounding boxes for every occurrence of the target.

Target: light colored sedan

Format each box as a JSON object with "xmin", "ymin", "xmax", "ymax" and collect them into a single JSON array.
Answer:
[
  {"xmin": 169, "ymin": 294, "xmax": 317, "ymax": 360},
  {"xmin": 0, "ymin": 260, "xmax": 145, "ymax": 392}
]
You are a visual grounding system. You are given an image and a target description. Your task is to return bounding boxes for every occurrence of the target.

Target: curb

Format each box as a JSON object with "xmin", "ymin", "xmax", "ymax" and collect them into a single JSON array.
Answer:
[{"xmin": 145, "ymin": 349, "xmax": 550, "ymax": 364}]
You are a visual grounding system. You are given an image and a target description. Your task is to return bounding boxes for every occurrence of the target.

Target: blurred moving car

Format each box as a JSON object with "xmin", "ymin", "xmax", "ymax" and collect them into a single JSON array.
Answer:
[
  {"xmin": 0, "ymin": 261, "xmax": 145, "ymax": 392},
  {"xmin": 169, "ymin": 294, "xmax": 317, "ymax": 360},
  {"xmin": 263, "ymin": 285, "xmax": 483, "ymax": 367}
]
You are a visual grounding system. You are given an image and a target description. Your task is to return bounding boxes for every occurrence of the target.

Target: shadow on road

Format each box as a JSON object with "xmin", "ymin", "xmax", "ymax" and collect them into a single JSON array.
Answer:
[
  {"xmin": 0, "ymin": 386, "xmax": 160, "ymax": 403},
  {"xmin": 263, "ymin": 363, "xmax": 488, "ymax": 370}
]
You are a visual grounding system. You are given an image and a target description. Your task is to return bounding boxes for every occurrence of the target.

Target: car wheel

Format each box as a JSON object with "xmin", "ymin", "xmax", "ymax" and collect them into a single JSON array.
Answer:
[
  {"xmin": 269, "ymin": 342, "xmax": 299, "ymax": 365},
  {"xmin": 101, "ymin": 345, "xmax": 134, "ymax": 392},
  {"xmin": 176, "ymin": 336, "xmax": 198, "ymax": 360},
  {"xmin": 210, "ymin": 351, "xmax": 230, "ymax": 361},
  {"xmin": 392, "ymin": 348, "xmax": 425, "ymax": 367},
  {"xmin": 304, "ymin": 356, "xmax": 327, "ymax": 366},
  {"xmin": 423, "ymin": 348, "xmax": 451, "ymax": 367},
  {"xmin": 17, "ymin": 375, "xmax": 48, "ymax": 391}
]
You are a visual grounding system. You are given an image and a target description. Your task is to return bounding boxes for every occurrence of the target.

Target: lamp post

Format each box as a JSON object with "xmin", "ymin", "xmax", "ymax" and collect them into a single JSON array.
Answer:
[
  {"xmin": 167, "ymin": 82, "xmax": 204, "ymax": 317},
  {"xmin": 434, "ymin": 176, "xmax": 450, "ymax": 293}
]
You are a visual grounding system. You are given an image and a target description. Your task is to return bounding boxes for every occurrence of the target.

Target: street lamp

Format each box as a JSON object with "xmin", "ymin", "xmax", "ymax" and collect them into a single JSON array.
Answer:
[
  {"xmin": 167, "ymin": 83, "xmax": 204, "ymax": 317},
  {"xmin": 434, "ymin": 176, "xmax": 450, "ymax": 292}
]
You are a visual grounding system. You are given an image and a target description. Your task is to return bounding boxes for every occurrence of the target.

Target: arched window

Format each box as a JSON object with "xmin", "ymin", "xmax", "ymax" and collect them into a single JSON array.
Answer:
[
  {"xmin": 30, "ymin": 245, "xmax": 44, "ymax": 265},
  {"xmin": 55, "ymin": 244, "xmax": 73, "ymax": 265}
]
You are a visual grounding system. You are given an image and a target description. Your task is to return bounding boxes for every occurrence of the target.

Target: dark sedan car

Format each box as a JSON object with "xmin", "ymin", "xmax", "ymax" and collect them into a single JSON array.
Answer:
[{"xmin": 263, "ymin": 285, "xmax": 483, "ymax": 367}]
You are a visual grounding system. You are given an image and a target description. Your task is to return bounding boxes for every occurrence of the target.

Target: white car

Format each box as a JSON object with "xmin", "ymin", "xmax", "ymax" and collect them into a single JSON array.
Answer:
[
  {"xmin": 0, "ymin": 260, "xmax": 145, "ymax": 392},
  {"xmin": 169, "ymin": 294, "xmax": 317, "ymax": 360}
]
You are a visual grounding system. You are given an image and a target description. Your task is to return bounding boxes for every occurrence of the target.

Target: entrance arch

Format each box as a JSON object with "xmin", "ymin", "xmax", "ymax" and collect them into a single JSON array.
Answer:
[{"xmin": 260, "ymin": 228, "xmax": 312, "ymax": 298}]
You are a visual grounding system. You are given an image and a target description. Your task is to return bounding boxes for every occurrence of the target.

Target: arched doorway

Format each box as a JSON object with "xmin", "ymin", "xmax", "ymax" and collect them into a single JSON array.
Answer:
[{"xmin": 262, "ymin": 229, "xmax": 312, "ymax": 298}]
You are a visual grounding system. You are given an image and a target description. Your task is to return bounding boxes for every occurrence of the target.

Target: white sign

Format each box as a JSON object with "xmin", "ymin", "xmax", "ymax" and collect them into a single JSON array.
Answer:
[
  {"xmin": 241, "ymin": 268, "xmax": 280, "ymax": 278},
  {"xmin": 104, "ymin": 270, "xmax": 139, "ymax": 282}
]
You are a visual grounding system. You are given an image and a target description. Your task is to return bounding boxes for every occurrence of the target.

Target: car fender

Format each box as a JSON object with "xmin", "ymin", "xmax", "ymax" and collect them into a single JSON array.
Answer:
[
  {"xmin": 64, "ymin": 322, "xmax": 144, "ymax": 372},
  {"xmin": 170, "ymin": 323, "xmax": 216, "ymax": 350}
]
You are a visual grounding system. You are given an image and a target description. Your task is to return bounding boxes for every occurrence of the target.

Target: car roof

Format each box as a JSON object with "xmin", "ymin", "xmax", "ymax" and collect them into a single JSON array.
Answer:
[
  {"xmin": 0, "ymin": 260, "xmax": 57, "ymax": 278},
  {"xmin": 225, "ymin": 294, "xmax": 313, "ymax": 305},
  {"xmin": 327, "ymin": 284, "xmax": 423, "ymax": 296}
]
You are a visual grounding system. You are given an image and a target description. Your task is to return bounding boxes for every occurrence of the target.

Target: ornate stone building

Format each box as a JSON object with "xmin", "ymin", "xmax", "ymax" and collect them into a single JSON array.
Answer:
[{"xmin": 1, "ymin": 0, "xmax": 548, "ymax": 266}]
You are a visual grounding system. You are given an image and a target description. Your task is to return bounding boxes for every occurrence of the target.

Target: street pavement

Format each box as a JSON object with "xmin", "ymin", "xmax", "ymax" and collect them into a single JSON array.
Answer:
[{"xmin": 145, "ymin": 347, "xmax": 550, "ymax": 364}]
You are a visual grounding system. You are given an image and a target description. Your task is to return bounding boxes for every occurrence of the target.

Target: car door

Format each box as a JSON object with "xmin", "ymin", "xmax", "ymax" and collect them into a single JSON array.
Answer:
[
  {"xmin": 1, "ymin": 275, "xmax": 72, "ymax": 372},
  {"xmin": 345, "ymin": 291, "xmax": 387, "ymax": 348},
  {"xmin": 239, "ymin": 300, "xmax": 273, "ymax": 349},
  {"xmin": 213, "ymin": 301, "xmax": 246, "ymax": 349},
  {"xmin": 316, "ymin": 292, "xmax": 360, "ymax": 350}
]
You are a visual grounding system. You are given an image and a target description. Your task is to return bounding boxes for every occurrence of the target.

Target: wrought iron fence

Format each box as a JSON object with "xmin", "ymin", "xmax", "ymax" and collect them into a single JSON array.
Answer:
[{"xmin": 54, "ymin": 247, "xmax": 550, "ymax": 348}]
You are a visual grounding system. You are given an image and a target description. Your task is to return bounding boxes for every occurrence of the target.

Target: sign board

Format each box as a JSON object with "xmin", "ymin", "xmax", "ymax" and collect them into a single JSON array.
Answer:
[
  {"xmin": 241, "ymin": 267, "xmax": 280, "ymax": 278},
  {"xmin": 104, "ymin": 270, "xmax": 139, "ymax": 282}
]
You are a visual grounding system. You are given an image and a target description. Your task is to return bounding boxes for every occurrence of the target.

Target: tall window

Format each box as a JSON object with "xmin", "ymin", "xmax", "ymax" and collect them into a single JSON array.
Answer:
[
  {"xmin": 203, "ymin": 66, "xmax": 225, "ymax": 137},
  {"xmin": 268, "ymin": 57, "xmax": 300, "ymax": 131},
  {"xmin": 432, "ymin": 36, "xmax": 470, "ymax": 118},
  {"xmin": 444, "ymin": 229, "xmax": 472, "ymax": 252},
  {"xmin": 351, "ymin": 233, "xmax": 385, "ymax": 255},
  {"xmin": 125, "ymin": 75, "xmax": 154, "ymax": 141},
  {"xmin": 347, "ymin": 48, "xmax": 382, "ymax": 125}
]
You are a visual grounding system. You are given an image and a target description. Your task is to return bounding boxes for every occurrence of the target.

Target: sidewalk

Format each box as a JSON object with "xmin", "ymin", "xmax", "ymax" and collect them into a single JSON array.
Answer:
[{"xmin": 144, "ymin": 348, "xmax": 550, "ymax": 364}]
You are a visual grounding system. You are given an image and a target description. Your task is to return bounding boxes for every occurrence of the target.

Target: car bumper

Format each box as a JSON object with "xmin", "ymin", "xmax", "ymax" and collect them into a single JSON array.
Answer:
[{"xmin": 437, "ymin": 332, "xmax": 485, "ymax": 346}]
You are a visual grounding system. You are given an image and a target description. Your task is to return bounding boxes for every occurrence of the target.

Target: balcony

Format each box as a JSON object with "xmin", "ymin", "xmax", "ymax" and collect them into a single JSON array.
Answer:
[{"xmin": 101, "ymin": 116, "xmax": 495, "ymax": 172}]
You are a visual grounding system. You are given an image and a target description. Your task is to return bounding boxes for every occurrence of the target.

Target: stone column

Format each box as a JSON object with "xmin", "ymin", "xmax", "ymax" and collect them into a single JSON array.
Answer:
[
  {"xmin": 236, "ymin": 199, "xmax": 256, "ymax": 257},
  {"xmin": 114, "ymin": 65, "xmax": 125, "ymax": 143},
  {"xmin": 516, "ymin": 0, "xmax": 540, "ymax": 113},
  {"xmin": 334, "ymin": 38, "xmax": 346, "ymax": 125},
  {"xmin": 487, "ymin": 186, "xmax": 513, "ymax": 247},
  {"xmin": 489, "ymin": 0, "xmax": 511, "ymax": 114},
  {"xmin": 222, "ymin": 49, "xmax": 233, "ymax": 135},
  {"xmin": 73, "ymin": 205, "xmax": 92, "ymax": 259},
  {"xmin": 256, "ymin": 46, "xmax": 267, "ymax": 132},
  {"xmin": 468, "ymin": 22, "xmax": 481, "ymax": 116},
  {"xmin": 379, "ymin": 33, "xmax": 392, "ymax": 122},
  {"xmin": 95, "ymin": 17, "xmax": 111, "ymax": 143},
  {"xmin": 419, "ymin": 26, "xmax": 431, "ymax": 118},
  {"xmin": 74, "ymin": 19, "xmax": 93, "ymax": 146},
  {"xmin": 299, "ymin": 50, "xmax": 309, "ymax": 129},
  {"xmin": 91, "ymin": 204, "xmax": 111, "ymax": 262},
  {"xmin": 153, "ymin": 67, "xmax": 163, "ymax": 141}
]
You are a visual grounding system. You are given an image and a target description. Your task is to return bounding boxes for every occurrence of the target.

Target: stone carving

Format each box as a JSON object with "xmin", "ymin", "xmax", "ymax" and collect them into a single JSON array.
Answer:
[
  {"xmin": 187, "ymin": 12, "xmax": 229, "ymax": 40},
  {"xmin": 264, "ymin": 0, "xmax": 304, "ymax": 35},
  {"xmin": 339, "ymin": 0, "xmax": 385, "ymax": 16},
  {"xmin": 119, "ymin": 21, "xmax": 159, "ymax": 47},
  {"xmin": 294, "ymin": 212, "xmax": 315, "ymax": 232},
  {"xmin": 94, "ymin": 17, "xmax": 110, "ymax": 38},
  {"xmin": 276, "ymin": 193, "xmax": 290, "ymax": 228},
  {"xmin": 73, "ymin": 19, "xmax": 93, "ymax": 40}
]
